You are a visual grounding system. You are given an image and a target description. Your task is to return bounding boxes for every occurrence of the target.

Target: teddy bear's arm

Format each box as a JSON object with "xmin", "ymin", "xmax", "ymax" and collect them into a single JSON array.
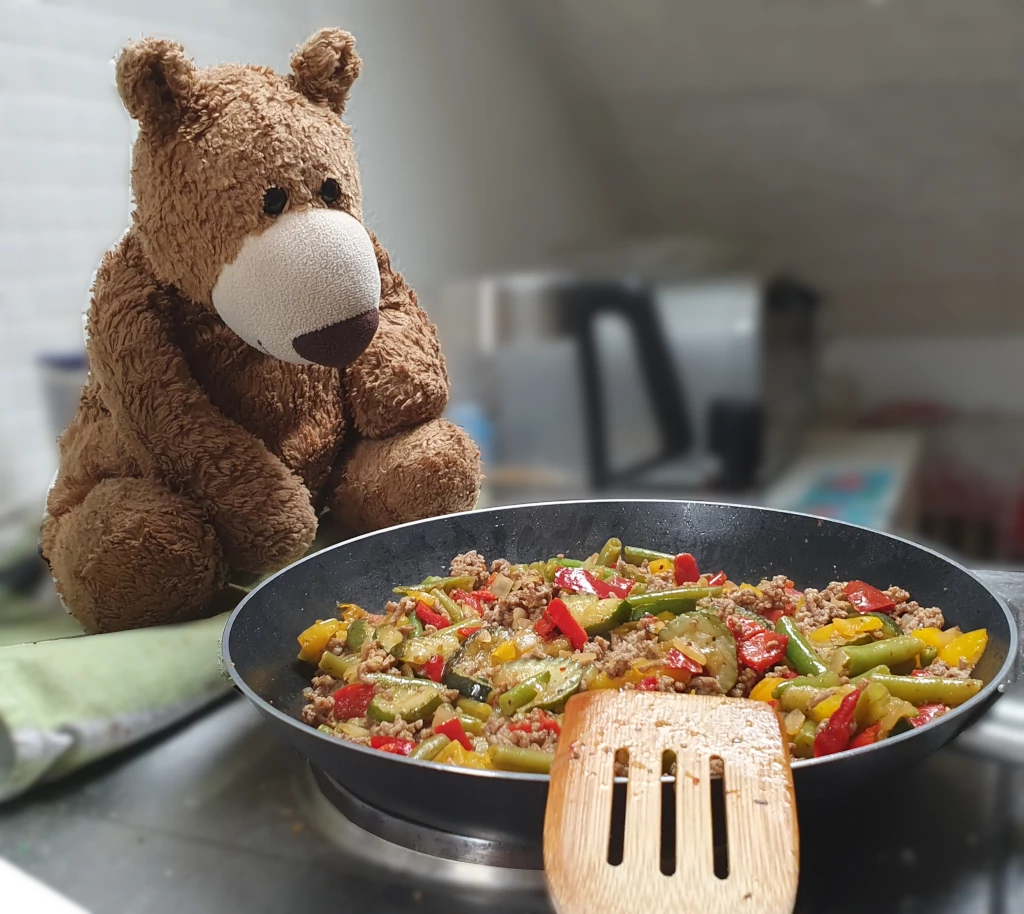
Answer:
[
  {"xmin": 85, "ymin": 232, "xmax": 317, "ymax": 572},
  {"xmin": 341, "ymin": 235, "xmax": 449, "ymax": 439}
]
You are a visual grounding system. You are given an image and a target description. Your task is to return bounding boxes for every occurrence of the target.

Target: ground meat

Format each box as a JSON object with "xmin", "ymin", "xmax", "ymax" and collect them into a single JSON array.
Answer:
[
  {"xmin": 598, "ymin": 624, "xmax": 660, "ymax": 678},
  {"xmin": 688, "ymin": 676, "xmax": 724, "ymax": 696},
  {"xmin": 898, "ymin": 605, "xmax": 944, "ymax": 633},
  {"xmin": 356, "ymin": 640, "xmax": 397, "ymax": 683},
  {"xmin": 300, "ymin": 674, "xmax": 339, "ymax": 727},
  {"xmin": 490, "ymin": 558, "xmax": 512, "ymax": 578},
  {"xmin": 886, "ymin": 585, "xmax": 912, "ymax": 606},
  {"xmin": 923, "ymin": 659, "xmax": 970, "ymax": 679},
  {"xmin": 485, "ymin": 708, "xmax": 560, "ymax": 751},
  {"xmin": 450, "ymin": 550, "xmax": 490, "ymax": 587},
  {"xmin": 771, "ymin": 665, "xmax": 793, "ymax": 678},
  {"xmin": 728, "ymin": 667, "xmax": 760, "ymax": 698},
  {"xmin": 484, "ymin": 574, "xmax": 555, "ymax": 627},
  {"xmin": 324, "ymin": 632, "xmax": 347, "ymax": 656},
  {"xmin": 369, "ymin": 717, "xmax": 426, "ymax": 742},
  {"xmin": 384, "ymin": 595, "xmax": 416, "ymax": 624},
  {"xmin": 695, "ymin": 596, "xmax": 735, "ymax": 619},
  {"xmin": 793, "ymin": 583, "xmax": 853, "ymax": 635}
]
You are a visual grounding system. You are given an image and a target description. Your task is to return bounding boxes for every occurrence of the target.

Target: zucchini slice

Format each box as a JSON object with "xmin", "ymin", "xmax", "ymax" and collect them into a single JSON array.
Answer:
[
  {"xmin": 500, "ymin": 657, "xmax": 584, "ymax": 712},
  {"xmin": 658, "ymin": 611, "xmax": 739, "ymax": 692},
  {"xmin": 561, "ymin": 594, "xmax": 630, "ymax": 636},
  {"xmin": 366, "ymin": 675, "xmax": 445, "ymax": 723}
]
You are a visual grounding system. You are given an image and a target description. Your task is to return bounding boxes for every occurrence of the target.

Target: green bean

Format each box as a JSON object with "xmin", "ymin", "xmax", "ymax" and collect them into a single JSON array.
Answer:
[
  {"xmin": 772, "ymin": 671, "xmax": 840, "ymax": 699},
  {"xmin": 779, "ymin": 685, "xmax": 833, "ymax": 713},
  {"xmin": 919, "ymin": 645, "xmax": 938, "ymax": 667},
  {"xmin": 422, "ymin": 575, "xmax": 477, "ymax": 592},
  {"xmin": 488, "ymin": 745, "xmax": 555, "ymax": 774},
  {"xmin": 318, "ymin": 651, "xmax": 359, "ymax": 679},
  {"xmin": 851, "ymin": 664, "xmax": 890, "ymax": 682},
  {"xmin": 623, "ymin": 546, "xmax": 673, "ymax": 566},
  {"xmin": 775, "ymin": 616, "xmax": 827, "ymax": 676},
  {"xmin": 598, "ymin": 537, "xmax": 622, "ymax": 567},
  {"xmin": 855, "ymin": 682, "xmax": 892, "ymax": 728},
  {"xmin": 792, "ymin": 719, "xmax": 819, "ymax": 759},
  {"xmin": 411, "ymin": 734, "xmax": 451, "ymax": 761},
  {"xmin": 551, "ymin": 557, "xmax": 583, "ymax": 568},
  {"xmin": 829, "ymin": 635, "xmax": 923, "ymax": 678},
  {"xmin": 498, "ymin": 672, "xmax": 551, "ymax": 717},
  {"xmin": 406, "ymin": 612, "xmax": 424, "ymax": 638},
  {"xmin": 456, "ymin": 697, "xmax": 493, "ymax": 722},
  {"xmin": 456, "ymin": 711, "xmax": 486, "ymax": 736},
  {"xmin": 860, "ymin": 673, "xmax": 982, "ymax": 707},
  {"xmin": 432, "ymin": 588, "xmax": 464, "ymax": 624},
  {"xmin": 625, "ymin": 586, "xmax": 722, "ymax": 619},
  {"xmin": 864, "ymin": 612, "xmax": 903, "ymax": 639}
]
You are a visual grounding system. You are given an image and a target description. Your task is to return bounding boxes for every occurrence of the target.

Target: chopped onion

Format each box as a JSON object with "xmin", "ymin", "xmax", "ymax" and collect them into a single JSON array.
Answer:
[
  {"xmin": 432, "ymin": 705, "xmax": 456, "ymax": 728},
  {"xmin": 491, "ymin": 574, "xmax": 514, "ymax": 598},
  {"xmin": 784, "ymin": 709, "xmax": 806, "ymax": 736}
]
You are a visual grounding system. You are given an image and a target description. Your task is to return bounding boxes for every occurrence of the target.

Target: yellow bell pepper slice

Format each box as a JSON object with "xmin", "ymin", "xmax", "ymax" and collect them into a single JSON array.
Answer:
[
  {"xmin": 296, "ymin": 618, "xmax": 345, "ymax": 663},
  {"xmin": 459, "ymin": 750, "xmax": 492, "ymax": 770},
  {"xmin": 809, "ymin": 623, "xmax": 838, "ymax": 644},
  {"xmin": 939, "ymin": 629, "xmax": 988, "ymax": 669},
  {"xmin": 740, "ymin": 582, "xmax": 764, "ymax": 598},
  {"xmin": 491, "ymin": 641, "xmax": 518, "ymax": 663},
  {"xmin": 338, "ymin": 603, "xmax": 368, "ymax": 623},
  {"xmin": 911, "ymin": 626, "xmax": 962, "ymax": 650},
  {"xmin": 648, "ymin": 557, "xmax": 673, "ymax": 575},
  {"xmin": 435, "ymin": 741, "xmax": 491, "ymax": 769},
  {"xmin": 834, "ymin": 615, "xmax": 883, "ymax": 638},
  {"xmin": 750, "ymin": 676, "xmax": 785, "ymax": 703},
  {"xmin": 586, "ymin": 671, "xmax": 625, "ymax": 691},
  {"xmin": 808, "ymin": 685, "xmax": 858, "ymax": 723}
]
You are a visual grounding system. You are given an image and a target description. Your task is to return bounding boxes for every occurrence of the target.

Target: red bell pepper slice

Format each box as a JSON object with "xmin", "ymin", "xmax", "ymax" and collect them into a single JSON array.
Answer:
[
  {"xmin": 848, "ymin": 723, "xmax": 881, "ymax": 749},
  {"xmin": 778, "ymin": 668, "xmax": 798, "ymax": 680},
  {"xmin": 664, "ymin": 647, "xmax": 703, "ymax": 675},
  {"xmin": 434, "ymin": 717, "xmax": 473, "ymax": 750},
  {"xmin": 422, "ymin": 654, "xmax": 445, "ymax": 682},
  {"xmin": 736, "ymin": 630, "xmax": 789, "ymax": 673},
  {"xmin": 843, "ymin": 581, "xmax": 896, "ymax": 614},
  {"xmin": 544, "ymin": 597, "xmax": 589, "ymax": 651},
  {"xmin": 784, "ymin": 586, "xmax": 803, "ymax": 599},
  {"xmin": 450, "ymin": 589, "xmax": 497, "ymax": 614},
  {"xmin": 909, "ymin": 703, "xmax": 946, "ymax": 728},
  {"xmin": 727, "ymin": 616, "xmax": 766, "ymax": 642},
  {"xmin": 673, "ymin": 553, "xmax": 700, "ymax": 585},
  {"xmin": 456, "ymin": 623, "xmax": 482, "ymax": 639},
  {"xmin": 762, "ymin": 608, "xmax": 786, "ymax": 624},
  {"xmin": 707, "ymin": 570, "xmax": 727, "ymax": 587},
  {"xmin": 369, "ymin": 735, "xmax": 416, "ymax": 756},
  {"xmin": 332, "ymin": 683, "xmax": 374, "ymax": 720},
  {"xmin": 415, "ymin": 601, "xmax": 450, "ymax": 630},
  {"xmin": 533, "ymin": 613, "xmax": 557, "ymax": 638},
  {"xmin": 636, "ymin": 676, "xmax": 660, "ymax": 691},
  {"xmin": 554, "ymin": 566, "xmax": 632, "ymax": 600},
  {"xmin": 812, "ymin": 689, "xmax": 861, "ymax": 757},
  {"xmin": 509, "ymin": 712, "xmax": 561, "ymax": 735}
]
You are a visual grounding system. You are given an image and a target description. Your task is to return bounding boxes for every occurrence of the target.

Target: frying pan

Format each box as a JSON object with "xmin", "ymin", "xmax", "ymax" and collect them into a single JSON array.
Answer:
[{"xmin": 222, "ymin": 500, "xmax": 1017, "ymax": 846}]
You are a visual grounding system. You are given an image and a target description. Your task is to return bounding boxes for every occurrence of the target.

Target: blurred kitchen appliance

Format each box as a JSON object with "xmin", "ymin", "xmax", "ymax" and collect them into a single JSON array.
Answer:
[{"xmin": 454, "ymin": 268, "xmax": 819, "ymax": 495}]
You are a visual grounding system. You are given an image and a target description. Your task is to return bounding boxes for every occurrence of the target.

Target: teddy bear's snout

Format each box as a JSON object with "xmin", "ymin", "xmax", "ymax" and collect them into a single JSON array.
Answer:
[{"xmin": 211, "ymin": 208, "xmax": 381, "ymax": 365}]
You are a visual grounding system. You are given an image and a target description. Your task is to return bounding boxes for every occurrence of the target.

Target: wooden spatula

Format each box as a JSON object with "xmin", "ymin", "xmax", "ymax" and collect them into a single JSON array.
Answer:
[{"xmin": 545, "ymin": 690, "xmax": 799, "ymax": 914}]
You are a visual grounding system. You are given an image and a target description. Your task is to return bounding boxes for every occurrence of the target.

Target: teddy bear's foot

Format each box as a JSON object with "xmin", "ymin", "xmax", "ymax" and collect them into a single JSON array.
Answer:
[
  {"xmin": 327, "ymin": 418, "xmax": 481, "ymax": 531},
  {"xmin": 46, "ymin": 477, "xmax": 227, "ymax": 633}
]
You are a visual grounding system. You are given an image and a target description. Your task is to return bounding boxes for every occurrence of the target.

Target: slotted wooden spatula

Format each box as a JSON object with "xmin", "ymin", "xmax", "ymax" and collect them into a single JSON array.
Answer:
[{"xmin": 545, "ymin": 690, "xmax": 799, "ymax": 914}]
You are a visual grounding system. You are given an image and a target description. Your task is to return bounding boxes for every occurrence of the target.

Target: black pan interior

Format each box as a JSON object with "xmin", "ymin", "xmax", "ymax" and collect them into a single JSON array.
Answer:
[{"xmin": 224, "ymin": 500, "xmax": 1016, "ymax": 844}]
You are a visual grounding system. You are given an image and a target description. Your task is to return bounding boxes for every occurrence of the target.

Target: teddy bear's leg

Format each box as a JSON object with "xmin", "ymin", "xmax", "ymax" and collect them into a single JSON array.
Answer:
[
  {"xmin": 46, "ymin": 476, "xmax": 227, "ymax": 633},
  {"xmin": 326, "ymin": 418, "xmax": 481, "ymax": 531}
]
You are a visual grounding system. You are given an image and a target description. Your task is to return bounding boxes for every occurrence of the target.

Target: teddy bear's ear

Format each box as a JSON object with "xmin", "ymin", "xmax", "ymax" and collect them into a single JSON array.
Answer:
[
  {"xmin": 115, "ymin": 37, "xmax": 196, "ymax": 133},
  {"xmin": 289, "ymin": 29, "xmax": 361, "ymax": 117}
]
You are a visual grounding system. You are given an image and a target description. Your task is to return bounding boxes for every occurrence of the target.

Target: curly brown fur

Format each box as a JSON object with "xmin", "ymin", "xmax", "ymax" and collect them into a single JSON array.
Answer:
[{"xmin": 41, "ymin": 29, "xmax": 480, "ymax": 632}]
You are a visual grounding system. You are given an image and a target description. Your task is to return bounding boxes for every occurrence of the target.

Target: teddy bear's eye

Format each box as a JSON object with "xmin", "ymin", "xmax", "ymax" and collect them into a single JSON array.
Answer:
[
  {"xmin": 263, "ymin": 187, "xmax": 288, "ymax": 216},
  {"xmin": 320, "ymin": 178, "xmax": 341, "ymax": 205}
]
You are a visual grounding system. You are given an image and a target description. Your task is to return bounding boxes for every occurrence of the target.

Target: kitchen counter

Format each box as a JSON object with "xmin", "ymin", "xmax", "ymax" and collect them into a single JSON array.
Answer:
[{"xmin": 2, "ymin": 571, "xmax": 1023, "ymax": 914}]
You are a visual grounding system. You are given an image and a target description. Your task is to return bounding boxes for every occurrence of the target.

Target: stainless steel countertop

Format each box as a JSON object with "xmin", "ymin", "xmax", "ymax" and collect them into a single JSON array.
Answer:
[{"xmin": 2, "ymin": 570, "xmax": 1024, "ymax": 914}]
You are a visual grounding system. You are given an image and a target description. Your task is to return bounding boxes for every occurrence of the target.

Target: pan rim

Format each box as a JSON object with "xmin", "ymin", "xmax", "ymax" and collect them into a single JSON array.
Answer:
[{"xmin": 222, "ymin": 498, "xmax": 1018, "ymax": 783}]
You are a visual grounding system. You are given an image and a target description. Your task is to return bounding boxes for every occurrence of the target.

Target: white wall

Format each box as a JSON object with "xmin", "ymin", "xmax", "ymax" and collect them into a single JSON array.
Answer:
[{"xmin": 0, "ymin": 0, "xmax": 620, "ymax": 512}]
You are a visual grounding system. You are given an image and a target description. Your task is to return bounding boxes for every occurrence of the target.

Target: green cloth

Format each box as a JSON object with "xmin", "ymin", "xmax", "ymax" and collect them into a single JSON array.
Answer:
[{"xmin": 0, "ymin": 612, "xmax": 230, "ymax": 802}]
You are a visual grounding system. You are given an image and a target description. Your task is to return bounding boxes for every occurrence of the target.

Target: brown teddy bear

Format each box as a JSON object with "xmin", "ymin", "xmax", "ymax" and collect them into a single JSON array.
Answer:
[{"xmin": 40, "ymin": 29, "xmax": 481, "ymax": 634}]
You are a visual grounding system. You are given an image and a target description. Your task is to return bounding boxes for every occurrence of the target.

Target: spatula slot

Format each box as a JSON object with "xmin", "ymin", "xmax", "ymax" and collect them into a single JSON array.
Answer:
[
  {"xmin": 660, "ymin": 750, "xmax": 677, "ymax": 876},
  {"xmin": 710, "ymin": 756, "xmax": 729, "ymax": 880},
  {"xmin": 607, "ymin": 749, "xmax": 628, "ymax": 866}
]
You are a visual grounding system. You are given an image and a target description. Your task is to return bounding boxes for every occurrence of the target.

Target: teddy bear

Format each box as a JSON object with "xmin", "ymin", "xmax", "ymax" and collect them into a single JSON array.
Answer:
[{"xmin": 39, "ymin": 29, "xmax": 481, "ymax": 635}]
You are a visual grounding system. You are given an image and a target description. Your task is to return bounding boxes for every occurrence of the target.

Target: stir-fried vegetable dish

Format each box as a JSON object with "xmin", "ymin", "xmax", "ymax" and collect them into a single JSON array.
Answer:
[{"xmin": 297, "ymin": 539, "xmax": 988, "ymax": 771}]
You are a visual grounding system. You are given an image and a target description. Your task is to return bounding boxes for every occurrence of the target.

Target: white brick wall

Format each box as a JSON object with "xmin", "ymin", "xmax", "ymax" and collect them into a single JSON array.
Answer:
[{"xmin": 0, "ymin": 0, "xmax": 620, "ymax": 513}]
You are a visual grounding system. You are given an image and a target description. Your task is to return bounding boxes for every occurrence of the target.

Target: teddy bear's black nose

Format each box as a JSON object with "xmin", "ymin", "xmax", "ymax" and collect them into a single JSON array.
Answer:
[{"xmin": 292, "ymin": 309, "xmax": 379, "ymax": 367}]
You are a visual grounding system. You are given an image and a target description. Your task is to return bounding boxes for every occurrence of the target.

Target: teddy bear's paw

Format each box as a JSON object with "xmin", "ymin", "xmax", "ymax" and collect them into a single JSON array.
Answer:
[
  {"xmin": 327, "ymin": 418, "xmax": 481, "ymax": 532},
  {"xmin": 47, "ymin": 477, "xmax": 227, "ymax": 633}
]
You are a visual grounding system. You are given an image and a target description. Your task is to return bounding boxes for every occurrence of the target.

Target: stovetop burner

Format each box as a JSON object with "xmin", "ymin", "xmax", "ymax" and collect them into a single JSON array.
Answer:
[{"xmin": 298, "ymin": 765, "xmax": 547, "ymax": 890}]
